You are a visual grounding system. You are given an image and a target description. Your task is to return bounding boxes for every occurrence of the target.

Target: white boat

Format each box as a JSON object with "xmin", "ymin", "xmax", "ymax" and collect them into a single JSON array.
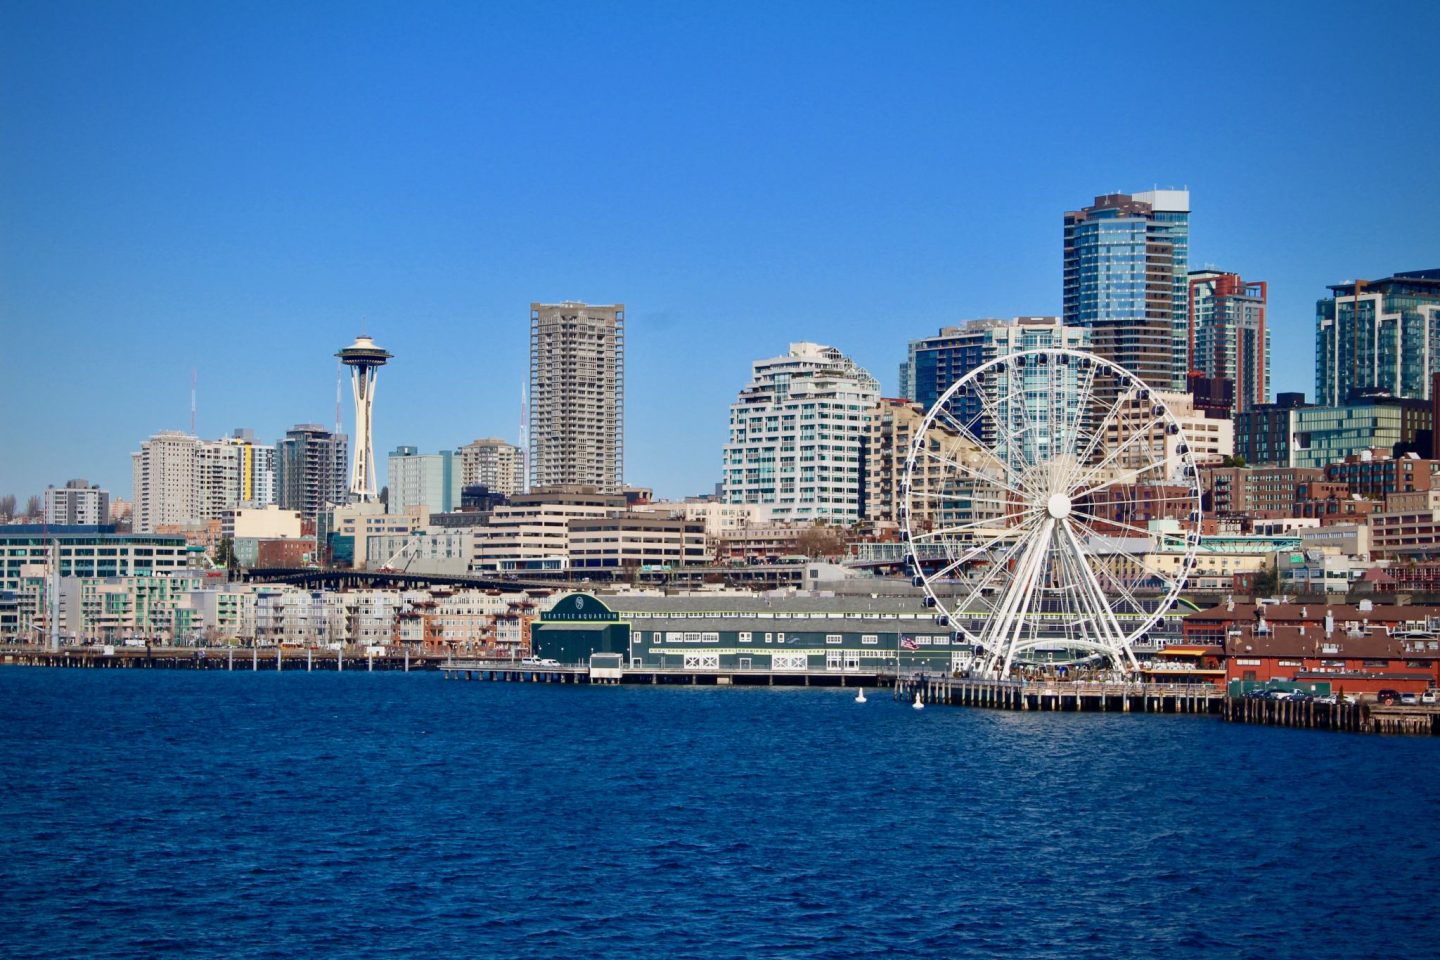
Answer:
[
  {"xmin": 912, "ymin": 692, "xmax": 924, "ymax": 710},
  {"xmin": 855, "ymin": 688, "xmax": 867, "ymax": 703}
]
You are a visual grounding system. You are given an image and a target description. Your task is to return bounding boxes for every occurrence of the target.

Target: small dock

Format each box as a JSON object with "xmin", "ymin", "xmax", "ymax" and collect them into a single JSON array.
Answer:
[
  {"xmin": 1, "ymin": 644, "xmax": 444, "ymax": 672},
  {"xmin": 442, "ymin": 660, "xmax": 886, "ymax": 687},
  {"xmin": 1223, "ymin": 696, "xmax": 1440, "ymax": 735},
  {"xmin": 893, "ymin": 674, "xmax": 1223, "ymax": 714}
]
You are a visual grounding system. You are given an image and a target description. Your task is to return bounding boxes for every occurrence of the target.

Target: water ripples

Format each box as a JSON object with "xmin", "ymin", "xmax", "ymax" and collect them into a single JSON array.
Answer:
[{"xmin": 1, "ymin": 670, "xmax": 1438, "ymax": 958}]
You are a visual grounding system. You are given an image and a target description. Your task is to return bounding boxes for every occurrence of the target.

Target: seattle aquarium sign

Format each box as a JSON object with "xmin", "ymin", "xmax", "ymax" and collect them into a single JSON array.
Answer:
[{"xmin": 541, "ymin": 593, "xmax": 621, "ymax": 623}]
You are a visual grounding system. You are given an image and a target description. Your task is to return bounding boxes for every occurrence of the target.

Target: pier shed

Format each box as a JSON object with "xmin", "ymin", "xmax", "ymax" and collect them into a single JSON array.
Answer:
[{"xmin": 530, "ymin": 594, "xmax": 631, "ymax": 662}]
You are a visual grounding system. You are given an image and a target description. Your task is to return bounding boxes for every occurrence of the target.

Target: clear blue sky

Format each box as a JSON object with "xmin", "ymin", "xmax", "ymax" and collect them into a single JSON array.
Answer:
[{"xmin": 3, "ymin": 0, "xmax": 1437, "ymax": 504}]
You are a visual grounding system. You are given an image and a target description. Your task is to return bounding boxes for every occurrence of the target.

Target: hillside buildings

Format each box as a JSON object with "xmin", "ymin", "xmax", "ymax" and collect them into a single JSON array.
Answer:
[
  {"xmin": 387, "ymin": 446, "xmax": 460, "ymax": 516},
  {"xmin": 529, "ymin": 301, "xmax": 624, "ymax": 493},
  {"xmin": 1064, "ymin": 190, "xmax": 1191, "ymax": 391},
  {"xmin": 275, "ymin": 425, "xmax": 349, "ymax": 526},
  {"xmin": 458, "ymin": 438, "xmax": 524, "ymax": 496},
  {"xmin": 1316, "ymin": 269, "xmax": 1440, "ymax": 406},
  {"xmin": 44, "ymin": 480, "xmax": 110, "ymax": 526},
  {"xmin": 722, "ymin": 342, "xmax": 879, "ymax": 524}
]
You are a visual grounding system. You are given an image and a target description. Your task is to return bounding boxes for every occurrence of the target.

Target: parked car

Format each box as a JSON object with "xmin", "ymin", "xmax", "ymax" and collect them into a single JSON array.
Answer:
[
  {"xmin": 1400, "ymin": 692, "xmax": 1419, "ymax": 705},
  {"xmin": 1376, "ymin": 689, "xmax": 1403, "ymax": 705},
  {"xmin": 1421, "ymin": 689, "xmax": 1440, "ymax": 705}
]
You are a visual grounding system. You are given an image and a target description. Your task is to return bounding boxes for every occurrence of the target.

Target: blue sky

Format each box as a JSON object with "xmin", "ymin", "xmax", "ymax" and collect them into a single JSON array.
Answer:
[{"xmin": 2, "ymin": 0, "xmax": 1437, "ymax": 503}]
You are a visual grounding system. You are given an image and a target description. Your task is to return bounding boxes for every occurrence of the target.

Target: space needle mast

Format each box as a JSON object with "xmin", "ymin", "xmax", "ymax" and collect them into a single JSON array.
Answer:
[{"xmin": 337, "ymin": 334, "xmax": 392, "ymax": 502}]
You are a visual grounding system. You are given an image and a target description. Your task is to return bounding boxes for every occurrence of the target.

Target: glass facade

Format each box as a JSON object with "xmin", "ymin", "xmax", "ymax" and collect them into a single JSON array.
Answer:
[
  {"xmin": 1315, "ymin": 270, "xmax": 1440, "ymax": 406},
  {"xmin": 1063, "ymin": 191, "xmax": 1190, "ymax": 391}
]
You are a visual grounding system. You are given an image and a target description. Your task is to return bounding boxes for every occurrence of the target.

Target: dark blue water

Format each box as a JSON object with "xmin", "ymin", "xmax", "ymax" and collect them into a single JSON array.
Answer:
[{"xmin": 1, "ymin": 669, "xmax": 1436, "ymax": 959}]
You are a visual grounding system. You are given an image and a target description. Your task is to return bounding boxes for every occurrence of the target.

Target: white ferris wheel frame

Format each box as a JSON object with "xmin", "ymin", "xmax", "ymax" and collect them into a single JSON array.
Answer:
[{"xmin": 900, "ymin": 347, "xmax": 1203, "ymax": 679}]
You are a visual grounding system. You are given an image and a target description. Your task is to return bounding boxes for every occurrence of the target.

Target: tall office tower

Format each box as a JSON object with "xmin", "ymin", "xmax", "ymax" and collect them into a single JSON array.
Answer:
[
  {"xmin": 529, "ymin": 302, "xmax": 624, "ymax": 492},
  {"xmin": 1187, "ymin": 270, "xmax": 1270, "ymax": 415},
  {"xmin": 722, "ymin": 342, "xmax": 879, "ymax": 524},
  {"xmin": 337, "ymin": 335, "xmax": 392, "ymax": 503},
  {"xmin": 458, "ymin": 438, "xmax": 525, "ymax": 496},
  {"xmin": 1063, "ymin": 189, "xmax": 1190, "ymax": 390},
  {"xmin": 132, "ymin": 431, "xmax": 200, "ymax": 533},
  {"xmin": 898, "ymin": 317, "xmax": 1089, "ymax": 412},
  {"xmin": 44, "ymin": 479, "xmax": 110, "ymax": 526},
  {"xmin": 275, "ymin": 424, "xmax": 350, "ymax": 525},
  {"xmin": 387, "ymin": 446, "xmax": 460, "ymax": 516},
  {"xmin": 1315, "ymin": 269, "xmax": 1440, "ymax": 406}
]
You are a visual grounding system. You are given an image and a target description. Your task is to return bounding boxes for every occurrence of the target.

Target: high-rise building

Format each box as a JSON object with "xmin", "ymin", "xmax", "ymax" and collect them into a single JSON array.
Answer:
[
  {"xmin": 458, "ymin": 438, "xmax": 525, "ymax": 496},
  {"xmin": 529, "ymin": 302, "xmax": 624, "ymax": 493},
  {"xmin": 1187, "ymin": 270, "xmax": 1269, "ymax": 414},
  {"xmin": 275, "ymin": 424, "xmax": 349, "ymax": 525},
  {"xmin": 227, "ymin": 429, "xmax": 277, "ymax": 506},
  {"xmin": 387, "ymin": 446, "xmax": 460, "ymax": 517},
  {"xmin": 898, "ymin": 317, "xmax": 1089, "ymax": 412},
  {"xmin": 1235, "ymin": 392, "xmax": 1310, "ymax": 467},
  {"xmin": 722, "ymin": 342, "xmax": 879, "ymax": 524},
  {"xmin": 131, "ymin": 430, "xmax": 277, "ymax": 533},
  {"xmin": 862, "ymin": 398, "xmax": 986, "ymax": 530},
  {"xmin": 44, "ymin": 480, "xmax": 110, "ymax": 526},
  {"xmin": 132, "ymin": 432, "xmax": 199, "ymax": 533},
  {"xmin": 1063, "ymin": 189, "xmax": 1190, "ymax": 391},
  {"xmin": 1315, "ymin": 269, "xmax": 1440, "ymax": 406}
]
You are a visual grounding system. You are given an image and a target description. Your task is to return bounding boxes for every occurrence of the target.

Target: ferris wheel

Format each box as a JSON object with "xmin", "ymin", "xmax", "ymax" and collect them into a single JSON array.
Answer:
[{"xmin": 901, "ymin": 347, "xmax": 1202, "ymax": 679}]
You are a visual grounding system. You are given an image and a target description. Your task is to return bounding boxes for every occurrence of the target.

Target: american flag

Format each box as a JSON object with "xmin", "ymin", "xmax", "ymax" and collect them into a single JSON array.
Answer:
[{"xmin": 900, "ymin": 636, "xmax": 917, "ymax": 651}]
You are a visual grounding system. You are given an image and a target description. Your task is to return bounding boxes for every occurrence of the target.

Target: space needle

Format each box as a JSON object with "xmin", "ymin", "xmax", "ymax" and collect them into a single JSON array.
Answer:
[{"xmin": 337, "ymin": 334, "xmax": 392, "ymax": 503}]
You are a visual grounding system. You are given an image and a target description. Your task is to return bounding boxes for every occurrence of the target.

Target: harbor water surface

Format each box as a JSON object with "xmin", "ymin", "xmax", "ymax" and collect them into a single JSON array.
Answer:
[{"xmin": 2, "ymin": 669, "xmax": 1437, "ymax": 959}]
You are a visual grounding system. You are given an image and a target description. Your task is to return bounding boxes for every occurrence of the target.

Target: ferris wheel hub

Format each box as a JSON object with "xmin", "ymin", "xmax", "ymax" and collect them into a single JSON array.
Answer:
[{"xmin": 1045, "ymin": 492, "xmax": 1072, "ymax": 520}]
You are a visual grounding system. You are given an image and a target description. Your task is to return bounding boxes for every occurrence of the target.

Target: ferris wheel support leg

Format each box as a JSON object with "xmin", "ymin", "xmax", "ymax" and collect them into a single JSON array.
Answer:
[
  {"xmin": 1059, "ymin": 520, "xmax": 1136, "ymax": 677},
  {"xmin": 995, "ymin": 519, "xmax": 1055, "ymax": 680}
]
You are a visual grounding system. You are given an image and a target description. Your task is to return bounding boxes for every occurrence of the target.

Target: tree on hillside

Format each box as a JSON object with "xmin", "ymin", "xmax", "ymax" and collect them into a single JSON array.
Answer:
[
  {"xmin": 0, "ymin": 494, "xmax": 15, "ymax": 519},
  {"xmin": 24, "ymin": 495, "xmax": 42, "ymax": 519},
  {"xmin": 796, "ymin": 523, "xmax": 847, "ymax": 559}
]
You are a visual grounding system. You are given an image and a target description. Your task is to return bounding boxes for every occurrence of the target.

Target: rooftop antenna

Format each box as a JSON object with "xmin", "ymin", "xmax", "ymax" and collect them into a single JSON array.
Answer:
[{"xmin": 190, "ymin": 368, "xmax": 197, "ymax": 436}]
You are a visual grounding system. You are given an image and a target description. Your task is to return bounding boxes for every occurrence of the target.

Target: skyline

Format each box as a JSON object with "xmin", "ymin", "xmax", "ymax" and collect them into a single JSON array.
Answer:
[{"xmin": 3, "ymin": 1, "xmax": 1439, "ymax": 502}]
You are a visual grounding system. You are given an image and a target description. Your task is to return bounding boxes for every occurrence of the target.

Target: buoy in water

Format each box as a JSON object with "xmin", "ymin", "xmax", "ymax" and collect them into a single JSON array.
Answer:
[
  {"xmin": 855, "ymin": 687, "xmax": 867, "ymax": 703},
  {"xmin": 912, "ymin": 692, "xmax": 925, "ymax": 710}
]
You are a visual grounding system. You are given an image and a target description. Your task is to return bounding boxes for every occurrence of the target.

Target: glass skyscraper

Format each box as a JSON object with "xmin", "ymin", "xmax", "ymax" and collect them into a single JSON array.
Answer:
[
  {"xmin": 1188, "ymin": 270, "xmax": 1269, "ymax": 414},
  {"xmin": 898, "ymin": 316, "xmax": 1088, "ymax": 413},
  {"xmin": 1315, "ymin": 269, "xmax": 1440, "ymax": 406},
  {"xmin": 1063, "ymin": 190, "xmax": 1190, "ymax": 391}
]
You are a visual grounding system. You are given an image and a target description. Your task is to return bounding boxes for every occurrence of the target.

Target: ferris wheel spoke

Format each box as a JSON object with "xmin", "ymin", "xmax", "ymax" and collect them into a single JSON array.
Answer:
[
  {"xmin": 927, "ymin": 523, "xmax": 1029, "ymax": 581},
  {"xmin": 972, "ymin": 376, "xmax": 1037, "ymax": 475},
  {"xmin": 1066, "ymin": 411, "xmax": 1166, "ymax": 493},
  {"xmin": 946, "ymin": 523, "xmax": 1032, "ymax": 616},
  {"xmin": 1066, "ymin": 382, "xmax": 1139, "ymax": 481},
  {"xmin": 931, "ymin": 405, "xmax": 1031, "ymax": 491},
  {"xmin": 911, "ymin": 507, "xmax": 1041, "ymax": 542},
  {"xmin": 1058, "ymin": 520, "xmax": 1138, "ymax": 667},
  {"xmin": 1066, "ymin": 508, "xmax": 1162, "ymax": 543},
  {"xmin": 1068, "ymin": 512, "xmax": 1183, "ymax": 595},
  {"xmin": 1051, "ymin": 523, "xmax": 1109, "ymax": 644},
  {"xmin": 920, "ymin": 447, "xmax": 1031, "ymax": 500},
  {"xmin": 1064, "ymin": 519, "xmax": 1151, "ymax": 621},
  {"xmin": 995, "ymin": 519, "xmax": 1056, "ymax": 677},
  {"xmin": 1071, "ymin": 457, "xmax": 1172, "ymax": 502}
]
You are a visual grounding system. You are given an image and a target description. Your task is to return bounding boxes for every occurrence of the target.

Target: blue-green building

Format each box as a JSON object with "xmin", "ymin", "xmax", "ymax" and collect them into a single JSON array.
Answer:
[{"xmin": 1316, "ymin": 269, "xmax": 1440, "ymax": 406}]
